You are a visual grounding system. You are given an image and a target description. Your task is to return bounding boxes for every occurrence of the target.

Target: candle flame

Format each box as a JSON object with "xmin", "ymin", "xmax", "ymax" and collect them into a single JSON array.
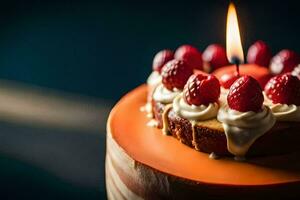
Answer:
[{"xmin": 226, "ymin": 3, "xmax": 244, "ymax": 63}]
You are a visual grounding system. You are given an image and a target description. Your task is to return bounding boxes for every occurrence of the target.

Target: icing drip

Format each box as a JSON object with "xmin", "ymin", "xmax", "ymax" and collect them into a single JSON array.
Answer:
[
  {"xmin": 217, "ymin": 105, "xmax": 276, "ymax": 157},
  {"xmin": 191, "ymin": 121, "xmax": 199, "ymax": 150},
  {"xmin": 162, "ymin": 104, "xmax": 173, "ymax": 135}
]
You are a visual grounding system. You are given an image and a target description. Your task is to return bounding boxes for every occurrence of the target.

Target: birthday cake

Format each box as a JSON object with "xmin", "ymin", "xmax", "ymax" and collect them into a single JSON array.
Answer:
[
  {"xmin": 106, "ymin": 3, "xmax": 300, "ymax": 200},
  {"xmin": 149, "ymin": 50, "xmax": 300, "ymax": 157}
]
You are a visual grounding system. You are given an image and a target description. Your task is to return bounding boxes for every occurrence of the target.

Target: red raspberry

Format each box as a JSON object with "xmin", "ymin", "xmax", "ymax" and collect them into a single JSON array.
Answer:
[
  {"xmin": 264, "ymin": 73, "xmax": 300, "ymax": 105},
  {"xmin": 270, "ymin": 49, "xmax": 300, "ymax": 75},
  {"xmin": 152, "ymin": 49, "xmax": 174, "ymax": 73},
  {"xmin": 247, "ymin": 40, "xmax": 272, "ymax": 67},
  {"xmin": 219, "ymin": 73, "xmax": 239, "ymax": 89},
  {"xmin": 202, "ymin": 44, "xmax": 229, "ymax": 72},
  {"xmin": 161, "ymin": 59, "xmax": 193, "ymax": 90},
  {"xmin": 183, "ymin": 74, "xmax": 220, "ymax": 106},
  {"xmin": 174, "ymin": 45, "xmax": 203, "ymax": 70},
  {"xmin": 227, "ymin": 75, "xmax": 264, "ymax": 112}
]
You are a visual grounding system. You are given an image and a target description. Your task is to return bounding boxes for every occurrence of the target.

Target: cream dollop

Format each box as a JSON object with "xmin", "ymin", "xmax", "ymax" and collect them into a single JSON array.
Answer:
[
  {"xmin": 153, "ymin": 84, "xmax": 181, "ymax": 104},
  {"xmin": 219, "ymin": 87, "xmax": 229, "ymax": 106},
  {"xmin": 263, "ymin": 92, "xmax": 300, "ymax": 121},
  {"xmin": 147, "ymin": 71, "xmax": 162, "ymax": 87},
  {"xmin": 173, "ymin": 94, "xmax": 219, "ymax": 121},
  {"xmin": 269, "ymin": 104, "xmax": 300, "ymax": 121},
  {"xmin": 217, "ymin": 105, "xmax": 275, "ymax": 157},
  {"xmin": 292, "ymin": 64, "xmax": 300, "ymax": 77}
]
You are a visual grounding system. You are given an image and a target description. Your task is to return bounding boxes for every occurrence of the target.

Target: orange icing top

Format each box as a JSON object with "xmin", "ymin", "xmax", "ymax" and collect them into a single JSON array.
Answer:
[
  {"xmin": 213, "ymin": 64, "xmax": 272, "ymax": 88},
  {"xmin": 107, "ymin": 85, "xmax": 300, "ymax": 186}
]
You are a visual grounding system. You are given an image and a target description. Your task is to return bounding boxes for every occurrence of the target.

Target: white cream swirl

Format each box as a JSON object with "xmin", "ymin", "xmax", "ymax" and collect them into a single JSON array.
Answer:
[
  {"xmin": 263, "ymin": 92, "xmax": 273, "ymax": 106},
  {"xmin": 173, "ymin": 94, "xmax": 219, "ymax": 121},
  {"xmin": 217, "ymin": 106, "xmax": 276, "ymax": 157},
  {"xmin": 263, "ymin": 92, "xmax": 300, "ymax": 121},
  {"xmin": 219, "ymin": 87, "xmax": 229, "ymax": 107},
  {"xmin": 269, "ymin": 104, "xmax": 300, "ymax": 121},
  {"xmin": 147, "ymin": 71, "xmax": 162, "ymax": 87},
  {"xmin": 153, "ymin": 84, "xmax": 181, "ymax": 104}
]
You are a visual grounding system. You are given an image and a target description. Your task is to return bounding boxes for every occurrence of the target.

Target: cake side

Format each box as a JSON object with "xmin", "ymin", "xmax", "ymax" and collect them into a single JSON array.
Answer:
[{"xmin": 152, "ymin": 99, "xmax": 300, "ymax": 156}]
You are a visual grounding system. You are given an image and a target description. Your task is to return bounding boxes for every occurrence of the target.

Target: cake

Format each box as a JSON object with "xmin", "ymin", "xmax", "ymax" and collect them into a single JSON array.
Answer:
[
  {"xmin": 106, "ymin": 85, "xmax": 300, "ymax": 199},
  {"xmin": 106, "ymin": 43, "xmax": 300, "ymax": 199},
  {"xmin": 106, "ymin": 3, "xmax": 300, "ymax": 198},
  {"xmin": 150, "ymin": 64, "xmax": 300, "ymax": 157}
]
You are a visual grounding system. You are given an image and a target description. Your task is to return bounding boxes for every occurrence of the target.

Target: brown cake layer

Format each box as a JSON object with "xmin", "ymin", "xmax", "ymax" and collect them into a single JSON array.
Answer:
[{"xmin": 152, "ymin": 100, "xmax": 300, "ymax": 156}]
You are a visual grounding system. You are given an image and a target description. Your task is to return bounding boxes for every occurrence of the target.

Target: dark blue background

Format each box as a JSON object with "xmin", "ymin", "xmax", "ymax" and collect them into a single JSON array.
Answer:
[
  {"xmin": 0, "ymin": 0, "xmax": 300, "ymax": 199},
  {"xmin": 0, "ymin": 0, "xmax": 299, "ymax": 102}
]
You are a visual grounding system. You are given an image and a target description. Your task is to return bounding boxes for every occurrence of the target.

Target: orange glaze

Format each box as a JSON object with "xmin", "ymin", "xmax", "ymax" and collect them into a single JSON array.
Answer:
[
  {"xmin": 108, "ymin": 85, "xmax": 300, "ymax": 186},
  {"xmin": 213, "ymin": 64, "xmax": 272, "ymax": 88}
]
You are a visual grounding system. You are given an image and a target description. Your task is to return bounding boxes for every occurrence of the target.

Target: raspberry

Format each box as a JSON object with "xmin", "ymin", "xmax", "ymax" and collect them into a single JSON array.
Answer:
[
  {"xmin": 183, "ymin": 74, "xmax": 220, "ymax": 106},
  {"xmin": 202, "ymin": 44, "xmax": 229, "ymax": 72},
  {"xmin": 152, "ymin": 49, "xmax": 174, "ymax": 73},
  {"xmin": 227, "ymin": 75, "xmax": 264, "ymax": 112},
  {"xmin": 270, "ymin": 49, "xmax": 300, "ymax": 75},
  {"xmin": 264, "ymin": 73, "xmax": 300, "ymax": 105},
  {"xmin": 247, "ymin": 40, "xmax": 272, "ymax": 67},
  {"xmin": 174, "ymin": 45, "xmax": 203, "ymax": 70},
  {"xmin": 161, "ymin": 59, "xmax": 193, "ymax": 91}
]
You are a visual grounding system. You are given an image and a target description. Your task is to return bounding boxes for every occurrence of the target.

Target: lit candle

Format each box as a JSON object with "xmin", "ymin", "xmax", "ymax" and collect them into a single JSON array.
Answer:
[
  {"xmin": 213, "ymin": 3, "xmax": 272, "ymax": 88},
  {"xmin": 226, "ymin": 2, "xmax": 244, "ymax": 76}
]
